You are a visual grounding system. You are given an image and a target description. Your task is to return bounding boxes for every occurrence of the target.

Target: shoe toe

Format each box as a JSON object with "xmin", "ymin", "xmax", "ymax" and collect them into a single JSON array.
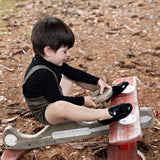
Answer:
[
  {"xmin": 112, "ymin": 81, "xmax": 129, "ymax": 95},
  {"xmin": 106, "ymin": 81, "xmax": 129, "ymax": 102},
  {"xmin": 110, "ymin": 103, "xmax": 132, "ymax": 120},
  {"xmin": 98, "ymin": 103, "xmax": 132, "ymax": 125},
  {"xmin": 120, "ymin": 103, "xmax": 132, "ymax": 119}
]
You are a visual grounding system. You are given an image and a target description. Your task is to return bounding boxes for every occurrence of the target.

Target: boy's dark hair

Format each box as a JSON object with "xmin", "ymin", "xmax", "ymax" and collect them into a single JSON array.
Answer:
[{"xmin": 31, "ymin": 17, "xmax": 75, "ymax": 56}]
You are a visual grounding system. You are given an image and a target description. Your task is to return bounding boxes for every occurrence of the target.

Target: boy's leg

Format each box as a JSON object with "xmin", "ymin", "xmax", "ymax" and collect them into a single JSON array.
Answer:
[
  {"xmin": 45, "ymin": 100, "xmax": 112, "ymax": 125},
  {"xmin": 76, "ymin": 81, "xmax": 99, "ymax": 92},
  {"xmin": 46, "ymin": 75, "xmax": 107, "ymax": 124},
  {"xmin": 60, "ymin": 75, "xmax": 75, "ymax": 96},
  {"xmin": 60, "ymin": 75, "xmax": 99, "ymax": 96}
]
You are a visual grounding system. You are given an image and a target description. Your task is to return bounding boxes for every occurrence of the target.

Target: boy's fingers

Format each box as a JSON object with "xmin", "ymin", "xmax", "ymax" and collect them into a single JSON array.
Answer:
[
  {"xmin": 107, "ymin": 85, "xmax": 112, "ymax": 89},
  {"xmin": 92, "ymin": 97, "xmax": 96, "ymax": 100},
  {"xmin": 100, "ymin": 84, "xmax": 112, "ymax": 94},
  {"xmin": 92, "ymin": 101, "xmax": 96, "ymax": 107},
  {"xmin": 91, "ymin": 97, "xmax": 97, "ymax": 107},
  {"xmin": 105, "ymin": 83, "xmax": 112, "ymax": 89},
  {"xmin": 100, "ymin": 88, "xmax": 104, "ymax": 94}
]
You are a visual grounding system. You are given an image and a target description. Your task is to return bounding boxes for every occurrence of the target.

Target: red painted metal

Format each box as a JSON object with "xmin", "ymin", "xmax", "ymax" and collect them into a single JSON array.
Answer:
[
  {"xmin": 120, "ymin": 143, "xmax": 133, "ymax": 150},
  {"xmin": 1, "ymin": 149, "xmax": 26, "ymax": 160},
  {"xmin": 107, "ymin": 76, "xmax": 143, "ymax": 160},
  {"xmin": 154, "ymin": 110, "xmax": 159, "ymax": 117},
  {"xmin": 108, "ymin": 143, "xmax": 138, "ymax": 160}
]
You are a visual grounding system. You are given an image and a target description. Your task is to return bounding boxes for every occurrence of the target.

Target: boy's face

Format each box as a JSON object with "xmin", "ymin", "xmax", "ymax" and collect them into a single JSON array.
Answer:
[{"xmin": 44, "ymin": 46, "xmax": 70, "ymax": 66}]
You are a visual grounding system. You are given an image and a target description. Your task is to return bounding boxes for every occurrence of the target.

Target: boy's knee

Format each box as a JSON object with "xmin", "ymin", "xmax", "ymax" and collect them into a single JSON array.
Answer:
[
  {"xmin": 46, "ymin": 101, "xmax": 67, "ymax": 115},
  {"xmin": 54, "ymin": 101, "xmax": 66, "ymax": 110},
  {"xmin": 45, "ymin": 101, "xmax": 67, "ymax": 124}
]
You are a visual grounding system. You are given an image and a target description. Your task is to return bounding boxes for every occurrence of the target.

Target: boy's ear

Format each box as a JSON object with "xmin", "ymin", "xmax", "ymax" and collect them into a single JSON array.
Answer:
[{"xmin": 44, "ymin": 46, "xmax": 52, "ymax": 57}]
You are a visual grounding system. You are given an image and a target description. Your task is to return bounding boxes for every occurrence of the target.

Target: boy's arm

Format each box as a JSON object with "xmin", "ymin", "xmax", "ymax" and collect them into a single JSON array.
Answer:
[
  {"xmin": 23, "ymin": 69, "xmax": 85, "ymax": 106},
  {"xmin": 61, "ymin": 63, "xmax": 99, "ymax": 85},
  {"xmin": 62, "ymin": 63, "xmax": 111, "ymax": 93},
  {"xmin": 97, "ymin": 79, "xmax": 112, "ymax": 94},
  {"xmin": 39, "ymin": 69, "xmax": 85, "ymax": 105}
]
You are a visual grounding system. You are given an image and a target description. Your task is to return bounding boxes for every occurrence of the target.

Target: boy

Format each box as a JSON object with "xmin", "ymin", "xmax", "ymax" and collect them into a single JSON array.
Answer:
[{"xmin": 23, "ymin": 17, "xmax": 132, "ymax": 125}]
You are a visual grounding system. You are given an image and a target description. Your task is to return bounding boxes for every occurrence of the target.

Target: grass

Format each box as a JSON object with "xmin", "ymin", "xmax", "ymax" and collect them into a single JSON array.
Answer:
[
  {"xmin": 0, "ymin": 0, "xmax": 23, "ymax": 10},
  {"xmin": 0, "ymin": 0, "xmax": 24, "ymax": 27}
]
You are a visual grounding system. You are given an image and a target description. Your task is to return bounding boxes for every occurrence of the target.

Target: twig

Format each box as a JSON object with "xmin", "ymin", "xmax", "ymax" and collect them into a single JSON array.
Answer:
[
  {"xmin": 124, "ymin": 24, "xmax": 134, "ymax": 32},
  {"xmin": 0, "ymin": 64, "xmax": 14, "ymax": 72},
  {"xmin": 135, "ymin": 76, "xmax": 152, "ymax": 89},
  {"xmin": 92, "ymin": 146, "xmax": 108, "ymax": 156},
  {"xmin": 33, "ymin": 150, "xmax": 37, "ymax": 160},
  {"xmin": 69, "ymin": 141, "xmax": 108, "ymax": 149},
  {"xmin": 155, "ymin": 118, "xmax": 160, "ymax": 126},
  {"xmin": 153, "ymin": 126, "xmax": 160, "ymax": 130},
  {"xmin": 1, "ymin": 117, "xmax": 17, "ymax": 124},
  {"xmin": 21, "ymin": 48, "xmax": 27, "ymax": 54}
]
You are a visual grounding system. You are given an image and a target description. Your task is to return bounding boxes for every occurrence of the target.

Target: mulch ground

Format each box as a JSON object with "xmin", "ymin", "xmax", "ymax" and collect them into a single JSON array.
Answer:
[{"xmin": 0, "ymin": 0, "xmax": 160, "ymax": 159}]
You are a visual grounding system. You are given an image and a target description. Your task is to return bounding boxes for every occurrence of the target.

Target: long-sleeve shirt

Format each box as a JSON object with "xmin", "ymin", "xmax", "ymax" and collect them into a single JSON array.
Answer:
[{"xmin": 23, "ymin": 55, "xmax": 99, "ymax": 106}]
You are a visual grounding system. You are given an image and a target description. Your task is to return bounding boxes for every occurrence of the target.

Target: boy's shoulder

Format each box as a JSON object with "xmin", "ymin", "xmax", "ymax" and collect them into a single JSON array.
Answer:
[{"xmin": 23, "ymin": 65, "xmax": 59, "ymax": 87}]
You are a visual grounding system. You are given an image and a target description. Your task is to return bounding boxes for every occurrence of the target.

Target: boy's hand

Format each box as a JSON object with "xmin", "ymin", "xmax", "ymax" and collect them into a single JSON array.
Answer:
[
  {"xmin": 84, "ymin": 96, "xmax": 96, "ymax": 108},
  {"xmin": 98, "ymin": 79, "xmax": 112, "ymax": 94}
]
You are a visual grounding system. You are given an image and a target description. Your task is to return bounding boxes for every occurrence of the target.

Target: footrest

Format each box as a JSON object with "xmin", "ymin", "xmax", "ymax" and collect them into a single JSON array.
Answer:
[{"xmin": 109, "ymin": 76, "xmax": 143, "ymax": 145}]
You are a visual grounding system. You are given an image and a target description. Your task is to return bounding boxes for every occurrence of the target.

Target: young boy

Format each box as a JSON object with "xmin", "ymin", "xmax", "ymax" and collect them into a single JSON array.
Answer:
[{"xmin": 23, "ymin": 17, "xmax": 132, "ymax": 125}]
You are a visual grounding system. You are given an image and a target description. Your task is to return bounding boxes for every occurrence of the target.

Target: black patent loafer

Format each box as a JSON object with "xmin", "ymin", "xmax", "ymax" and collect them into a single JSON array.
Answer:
[
  {"xmin": 98, "ymin": 103, "xmax": 132, "ymax": 125},
  {"xmin": 106, "ymin": 81, "xmax": 129, "ymax": 102}
]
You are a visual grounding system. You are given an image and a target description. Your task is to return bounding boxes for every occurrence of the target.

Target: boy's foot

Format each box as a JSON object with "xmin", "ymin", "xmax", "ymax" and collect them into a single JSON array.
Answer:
[
  {"xmin": 98, "ymin": 103, "xmax": 132, "ymax": 125},
  {"xmin": 106, "ymin": 81, "xmax": 129, "ymax": 102}
]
